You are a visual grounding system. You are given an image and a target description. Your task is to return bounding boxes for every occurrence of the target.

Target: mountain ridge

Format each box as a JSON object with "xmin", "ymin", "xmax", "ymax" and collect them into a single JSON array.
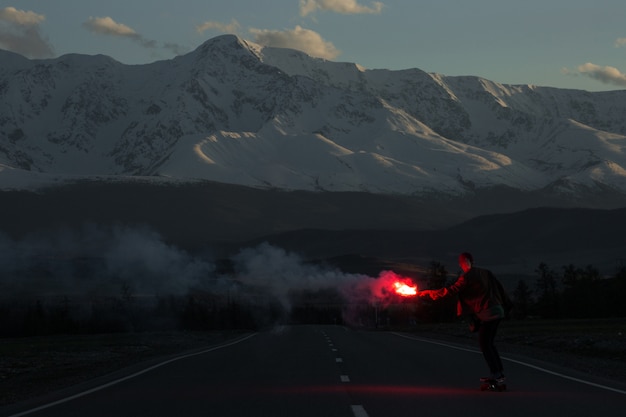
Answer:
[{"xmin": 1, "ymin": 34, "xmax": 626, "ymax": 202}]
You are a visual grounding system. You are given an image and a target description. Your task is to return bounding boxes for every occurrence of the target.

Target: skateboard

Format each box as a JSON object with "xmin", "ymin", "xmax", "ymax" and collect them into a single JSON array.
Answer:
[{"xmin": 480, "ymin": 378, "xmax": 506, "ymax": 391}]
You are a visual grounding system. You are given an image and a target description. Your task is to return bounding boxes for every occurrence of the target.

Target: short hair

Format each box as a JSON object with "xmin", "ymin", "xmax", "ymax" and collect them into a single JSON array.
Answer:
[{"xmin": 459, "ymin": 252, "xmax": 474, "ymax": 264}]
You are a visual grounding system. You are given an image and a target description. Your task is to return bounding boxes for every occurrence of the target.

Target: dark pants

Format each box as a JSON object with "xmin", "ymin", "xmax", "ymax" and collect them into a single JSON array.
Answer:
[{"xmin": 478, "ymin": 319, "xmax": 503, "ymax": 376}]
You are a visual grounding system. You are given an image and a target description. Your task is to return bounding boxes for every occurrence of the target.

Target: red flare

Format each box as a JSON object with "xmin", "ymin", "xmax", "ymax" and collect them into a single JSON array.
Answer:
[{"xmin": 393, "ymin": 281, "xmax": 417, "ymax": 297}]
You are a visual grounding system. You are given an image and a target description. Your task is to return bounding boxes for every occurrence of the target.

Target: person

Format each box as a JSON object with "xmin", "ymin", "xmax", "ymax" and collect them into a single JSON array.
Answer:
[{"xmin": 419, "ymin": 252, "xmax": 513, "ymax": 386}]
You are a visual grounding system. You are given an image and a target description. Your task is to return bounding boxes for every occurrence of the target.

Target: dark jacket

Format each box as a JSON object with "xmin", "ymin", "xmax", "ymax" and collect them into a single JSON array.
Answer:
[{"xmin": 433, "ymin": 266, "xmax": 512, "ymax": 322}]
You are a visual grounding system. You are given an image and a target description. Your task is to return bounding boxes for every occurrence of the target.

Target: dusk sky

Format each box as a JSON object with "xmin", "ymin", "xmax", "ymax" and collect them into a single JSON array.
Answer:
[{"xmin": 1, "ymin": 0, "xmax": 625, "ymax": 92}]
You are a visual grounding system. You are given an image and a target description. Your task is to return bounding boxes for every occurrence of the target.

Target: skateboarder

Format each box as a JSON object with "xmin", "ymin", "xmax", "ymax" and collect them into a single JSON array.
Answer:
[{"xmin": 418, "ymin": 252, "xmax": 513, "ymax": 390}]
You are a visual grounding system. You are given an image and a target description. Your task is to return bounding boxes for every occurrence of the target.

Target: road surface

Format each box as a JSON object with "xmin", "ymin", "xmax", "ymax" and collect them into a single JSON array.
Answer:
[{"xmin": 4, "ymin": 325, "xmax": 626, "ymax": 417}]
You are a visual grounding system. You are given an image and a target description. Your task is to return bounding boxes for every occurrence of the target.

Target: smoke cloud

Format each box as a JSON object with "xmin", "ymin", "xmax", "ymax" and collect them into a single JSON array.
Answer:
[
  {"xmin": 0, "ymin": 224, "xmax": 418, "ymax": 332},
  {"xmin": 231, "ymin": 242, "xmax": 417, "ymax": 311},
  {"xmin": 233, "ymin": 242, "xmax": 363, "ymax": 307},
  {"xmin": 0, "ymin": 224, "xmax": 217, "ymax": 298}
]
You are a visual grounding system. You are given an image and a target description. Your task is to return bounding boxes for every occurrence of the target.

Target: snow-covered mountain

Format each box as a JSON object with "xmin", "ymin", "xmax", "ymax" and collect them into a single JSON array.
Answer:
[{"xmin": 1, "ymin": 34, "xmax": 626, "ymax": 197}]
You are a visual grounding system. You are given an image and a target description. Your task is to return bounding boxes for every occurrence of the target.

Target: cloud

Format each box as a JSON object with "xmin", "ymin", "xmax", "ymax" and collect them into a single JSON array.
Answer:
[
  {"xmin": 300, "ymin": 0, "xmax": 384, "ymax": 17},
  {"xmin": 83, "ymin": 16, "xmax": 186, "ymax": 56},
  {"xmin": 615, "ymin": 38, "xmax": 626, "ymax": 48},
  {"xmin": 196, "ymin": 19, "xmax": 340, "ymax": 60},
  {"xmin": 577, "ymin": 62, "xmax": 626, "ymax": 87},
  {"xmin": 84, "ymin": 16, "xmax": 138, "ymax": 38},
  {"xmin": 0, "ymin": 6, "xmax": 44, "ymax": 26},
  {"xmin": 0, "ymin": 6, "xmax": 54, "ymax": 58},
  {"xmin": 196, "ymin": 19, "xmax": 241, "ymax": 35},
  {"xmin": 83, "ymin": 16, "xmax": 153, "ymax": 48},
  {"xmin": 249, "ymin": 25, "xmax": 340, "ymax": 59}
]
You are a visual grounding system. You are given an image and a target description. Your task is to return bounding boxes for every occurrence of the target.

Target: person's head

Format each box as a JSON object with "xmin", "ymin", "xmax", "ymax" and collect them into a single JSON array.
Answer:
[{"xmin": 458, "ymin": 252, "xmax": 473, "ymax": 272}]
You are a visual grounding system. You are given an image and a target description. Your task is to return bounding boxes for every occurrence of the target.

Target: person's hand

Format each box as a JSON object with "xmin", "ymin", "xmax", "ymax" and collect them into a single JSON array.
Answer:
[
  {"xmin": 419, "ymin": 289, "xmax": 443, "ymax": 300},
  {"xmin": 419, "ymin": 290, "xmax": 435, "ymax": 300}
]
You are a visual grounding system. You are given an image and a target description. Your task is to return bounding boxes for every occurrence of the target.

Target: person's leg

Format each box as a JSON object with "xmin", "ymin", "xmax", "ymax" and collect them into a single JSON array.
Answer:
[{"xmin": 478, "ymin": 319, "xmax": 503, "ymax": 377}]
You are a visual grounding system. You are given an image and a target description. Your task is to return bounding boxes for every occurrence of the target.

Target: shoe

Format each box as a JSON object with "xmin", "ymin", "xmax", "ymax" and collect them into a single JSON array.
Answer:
[{"xmin": 480, "ymin": 375, "xmax": 507, "ymax": 391}]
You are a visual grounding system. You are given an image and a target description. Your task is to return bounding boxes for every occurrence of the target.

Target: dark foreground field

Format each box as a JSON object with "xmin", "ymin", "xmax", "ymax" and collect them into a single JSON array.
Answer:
[{"xmin": 1, "ymin": 319, "xmax": 625, "ymax": 408}]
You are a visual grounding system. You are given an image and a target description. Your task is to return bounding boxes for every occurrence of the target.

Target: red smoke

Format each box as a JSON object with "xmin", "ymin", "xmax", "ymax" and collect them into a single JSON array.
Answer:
[{"xmin": 367, "ymin": 270, "xmax": 418, "ymax": 302}]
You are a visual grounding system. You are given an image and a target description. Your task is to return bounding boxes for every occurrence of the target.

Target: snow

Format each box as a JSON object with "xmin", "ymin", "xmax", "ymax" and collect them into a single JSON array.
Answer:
[{"xmin": 1, "ymin": 34, "xmax": 626, "ymax": 197}]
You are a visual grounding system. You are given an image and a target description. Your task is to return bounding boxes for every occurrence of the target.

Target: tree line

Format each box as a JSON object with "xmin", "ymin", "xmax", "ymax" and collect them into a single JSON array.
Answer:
[
  {"xmin": 2, "ymin": 260, "xmax": 624, "ymax": 338},
  {"xmin": 515, "ymin": 262, "xmax": 626, "ymax": 319}
]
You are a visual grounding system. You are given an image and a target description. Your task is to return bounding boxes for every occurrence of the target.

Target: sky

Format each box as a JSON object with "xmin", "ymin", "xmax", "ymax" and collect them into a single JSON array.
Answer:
[{"xmin": 1, "ymin": 0, "xmax": 625, "ymax": 92}]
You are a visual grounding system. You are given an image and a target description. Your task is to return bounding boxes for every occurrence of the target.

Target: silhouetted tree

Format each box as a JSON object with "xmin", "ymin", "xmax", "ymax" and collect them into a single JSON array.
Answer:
[
  {"xmin": 512, "ymin": 280, "xmax": 532, "ymax": 319},
  {"xmin": 561, "ymin": 264, "xmax": 602, "ymax": 317},
  {"xmin": 427, "ymin": 261, "xmax": 448, "ymax": 289},
  {"xmin": 535, "ymin": 262, "xmax": 559, "ymax": 318},
  {"xmin": 605, "ymin": 266, "xmax": 626, "ymax": 317}
]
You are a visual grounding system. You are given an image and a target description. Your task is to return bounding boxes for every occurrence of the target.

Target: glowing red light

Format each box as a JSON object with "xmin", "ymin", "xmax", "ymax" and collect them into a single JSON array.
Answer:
[
  {"xmin": 393, "ymin": 281, "xmax": 417, "ymax": 297},
  {"xmin": 366, "ymin": 271, "xmax": 419, "ymax": 303}
]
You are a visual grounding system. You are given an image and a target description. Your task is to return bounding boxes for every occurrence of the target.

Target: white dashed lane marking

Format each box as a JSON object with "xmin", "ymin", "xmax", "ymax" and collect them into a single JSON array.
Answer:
[
  {"xmin": 351, "ymin": 405, "xmax": 370, "ymax": 417},
  {"xmin": 324, "ymin": 333, "xmax": 367, "ymax": 417}
]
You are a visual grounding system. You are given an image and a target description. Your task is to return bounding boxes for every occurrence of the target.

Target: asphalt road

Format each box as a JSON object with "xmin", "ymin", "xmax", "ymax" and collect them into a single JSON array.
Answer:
[{"xmin": 5, "ymin": 325, "xmax": 626, "ymax": 417}]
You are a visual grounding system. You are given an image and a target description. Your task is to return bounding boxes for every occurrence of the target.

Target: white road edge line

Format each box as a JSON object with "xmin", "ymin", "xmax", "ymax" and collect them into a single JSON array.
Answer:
[
  {"xmin": 392, "ymin": 332, "xmax": 626, "ymax": 395},
  {"xmin": 8, "ymin": 333, "xmax": 258, "ymax": 417}
]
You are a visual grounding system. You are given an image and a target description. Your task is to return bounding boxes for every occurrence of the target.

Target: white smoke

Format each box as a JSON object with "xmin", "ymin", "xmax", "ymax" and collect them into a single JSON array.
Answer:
[
  {"xmin": 231, "ymin": 242, "xmax": 415, "ymax": 310},
  {"xmin": 0, "ymin": 225, "xmax": 417, "ymax": 323},
  {"xmin": 0, "ymin": 224, "xmax": 218, "ymax": 298},
  {"xmin": 232, "ymin": 242, "xmax": 368, "ymax": 308}
]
